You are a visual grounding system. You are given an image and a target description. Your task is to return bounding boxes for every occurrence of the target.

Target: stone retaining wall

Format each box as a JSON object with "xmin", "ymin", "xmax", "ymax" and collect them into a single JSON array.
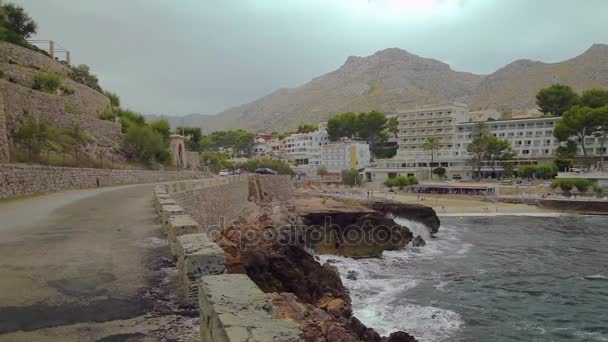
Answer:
[
  {"xmin": 0, "ymin": 80, "xmax": 124, "ymax": 161},
  {"xmin": 0, "ymin": 41, "xmax": 122, "ymax": 163},
  {"xmin": 172, "ymin": 176, "xmax": 254, "ymax": 229},
  {"xmin": 199, "ymin": 274, "xmax": 302, "ymax": 342},
  {"xmin": 0, "ymin": 88, "xmax": 8, "ymax": 163},
  {"xmin": 0, "ymin": 163, "xmax": 209, "ymax": 199},
  {"xmin": 153, "ymin": 176, "xmax": 302, "ymax": 341},
  {"xmin": 257, "ymin": 174, "xmax": 294, "ymax": 202}
]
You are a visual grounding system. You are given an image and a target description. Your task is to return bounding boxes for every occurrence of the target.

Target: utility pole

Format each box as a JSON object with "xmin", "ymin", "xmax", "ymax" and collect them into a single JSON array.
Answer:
[{"xmin": 49, "ymin": 40, "xmax": 55, "ymax": 60}]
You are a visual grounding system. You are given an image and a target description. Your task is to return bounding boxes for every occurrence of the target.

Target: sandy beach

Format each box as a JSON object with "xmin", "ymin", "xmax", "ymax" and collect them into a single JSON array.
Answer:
[{"xmin": 373, "ymin": 191, "xmax": 555, "ymax": 215}]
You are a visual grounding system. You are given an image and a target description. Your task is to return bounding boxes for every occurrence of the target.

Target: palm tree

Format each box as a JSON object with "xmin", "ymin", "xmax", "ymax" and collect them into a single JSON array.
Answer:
[{"xmin": 423, "ymin": 136, "xmax": 441, "ymax": 179}]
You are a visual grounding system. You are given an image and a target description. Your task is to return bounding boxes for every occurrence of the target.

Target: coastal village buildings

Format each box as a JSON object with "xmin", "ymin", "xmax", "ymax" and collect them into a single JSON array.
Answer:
[
  {"xmin": 320, "ymin": 141, "xmax": 371, "ymax": 173},
  {"xmin": 282, "ymin": 129, "xmax": 330, "ymax": 167},
  {"xmin": 364, "ymin": 102, "xmax": 606, "ymax": 182},
  {"xmin": 251, "ymin": 124, "xmax": 372, "ymax": 175}
]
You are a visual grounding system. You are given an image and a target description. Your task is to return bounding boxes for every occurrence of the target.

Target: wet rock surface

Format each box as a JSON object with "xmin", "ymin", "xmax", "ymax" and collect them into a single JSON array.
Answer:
[
  {"xmin": 217, "ymin": 201, "xmax": 419, "ymax": 342},
  {"xmin": 297, "ymin": 197, "xmax": 415, "ymax": 258},
  {"xmin": 367, "ymin": 199, "xmax": 440, "ymax": 234},
  {"xmin": 411, "ymin": 235, "xmax": 426, "ymax": 247}
]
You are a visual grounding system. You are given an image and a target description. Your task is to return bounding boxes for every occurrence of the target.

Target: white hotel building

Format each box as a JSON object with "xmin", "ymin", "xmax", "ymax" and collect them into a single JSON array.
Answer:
[
  {"xmin": 279, "ymin": 124, "xmax": 371, "ymax": 174},
  {"xmin": 364, "ymin": 102, "xmax": 605, "ymax": 182}
]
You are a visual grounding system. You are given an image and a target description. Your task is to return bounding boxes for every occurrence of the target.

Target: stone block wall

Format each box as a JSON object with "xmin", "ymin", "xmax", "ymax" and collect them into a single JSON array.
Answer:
[
  {"xmin": 0, "ymin": 163, "xmax": 209, "ymax": 199},
  {"xmin": 1, "ymin": 80, "xmax": 122, "ymax": 141},
  {"xmin": 0, "ymin": 88, "xmax": 8, "ymax": 163},
  {"xmin": 199, "ymin": 274, "xmax": 302, "ymax": 342},
  {"xmin": 0, "ymin": 41, "xmax": 121, "ymax": 162},
  {"xmin": 0, "ymin": 42, "xmax": 110, "ymax": 118},
  {"xmin": 172, "ymin": 176, "xmax": 255, "ymax": 230},
  {"xmin": 0, "ymin": 42, "xmax": 71, "ymax": 75},
  {"xmin": 257, "ymin": 174, "xmax": 295, "ymax": 202},
  {"xmin": 154, "ymin": 176, "xmax": 302, "ymax": 341}
]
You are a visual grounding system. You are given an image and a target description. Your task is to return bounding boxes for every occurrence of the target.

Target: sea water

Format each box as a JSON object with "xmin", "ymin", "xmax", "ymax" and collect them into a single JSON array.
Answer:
[{"xmin": 321, "ymin": 215, "xmax": 608, "ymax": 341}]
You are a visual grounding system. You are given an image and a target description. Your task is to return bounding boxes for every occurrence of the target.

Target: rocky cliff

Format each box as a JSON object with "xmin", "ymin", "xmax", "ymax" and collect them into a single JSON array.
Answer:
[{"xmin": 169, "ymin": 44, "xmax": 608, "ymax": 132}]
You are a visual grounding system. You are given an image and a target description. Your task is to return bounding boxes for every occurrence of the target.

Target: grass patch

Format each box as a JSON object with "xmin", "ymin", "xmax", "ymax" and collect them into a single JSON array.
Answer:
[{"xmin": 33, "ymin": 71, "xmax": 63, "ymax": 94}]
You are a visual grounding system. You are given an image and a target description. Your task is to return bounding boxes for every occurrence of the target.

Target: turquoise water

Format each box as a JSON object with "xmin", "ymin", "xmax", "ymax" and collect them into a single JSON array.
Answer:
[{"xmin": 322, "ymin": 215, "xmax": 608, "ymax": 341}]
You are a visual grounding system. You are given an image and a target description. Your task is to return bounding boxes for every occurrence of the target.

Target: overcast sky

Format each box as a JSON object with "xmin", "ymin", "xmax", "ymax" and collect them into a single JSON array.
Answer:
[{"xmin": 13, "ymin": 0, "xmax": 608, "ymax": 116}]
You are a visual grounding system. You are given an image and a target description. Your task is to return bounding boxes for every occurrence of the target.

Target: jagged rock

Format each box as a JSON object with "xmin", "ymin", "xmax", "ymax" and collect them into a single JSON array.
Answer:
[
  {"xmin": 385, "ymin": 331, "xmax": 418, "ymax": 342},
  {"xmin": 300, "ymin": 211, "xmax": 414, "ymax": 258},
  {"xmin": 346, "ymin": 270, "xmax": 358, "ymax": 281},
  {"xmin": 411, "ymin": 235, "xmax": 426, "ymax": 247},
  {"xmin": 367, "ymin": 199, "xmax": 440, "ymax": 234},
  {"xmin": 218, "ymin": 201, "xmax": 419, "ymax": 342}
]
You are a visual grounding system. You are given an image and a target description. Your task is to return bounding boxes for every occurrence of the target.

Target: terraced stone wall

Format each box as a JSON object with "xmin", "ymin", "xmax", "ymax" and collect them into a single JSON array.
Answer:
[
  {"xmin": 0, "ymin": 89, "xmax": 8, "ymax": 163},
  {"xmin": 0, "ymin": 163, "xmax": 209, "ymax": 199}
]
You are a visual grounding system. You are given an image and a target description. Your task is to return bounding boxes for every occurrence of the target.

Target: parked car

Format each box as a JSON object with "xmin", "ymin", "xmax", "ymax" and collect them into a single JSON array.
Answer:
[
  {"xmin": 218, "ymin": 170, "xmax": 230, "ymax": 176},
  {"xmin": 518, "ymin": 180, "xmax": 533, "ymax": 186},
  {"xmin": 254, "ymin": 168, "xmax": 278, "ymax": 175},
  {"xmin": 540, "ymin": 181, "xmax": 553, "ymax": 187}
]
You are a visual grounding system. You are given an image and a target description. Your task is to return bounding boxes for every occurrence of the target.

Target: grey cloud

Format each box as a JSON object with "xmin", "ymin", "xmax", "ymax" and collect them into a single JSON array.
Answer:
[{"xmin": 12, "ymin": 0, "xmax": 608, "ymax": 116}]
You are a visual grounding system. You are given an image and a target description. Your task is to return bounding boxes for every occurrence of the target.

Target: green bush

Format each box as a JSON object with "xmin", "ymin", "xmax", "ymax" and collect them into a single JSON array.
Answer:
[
  {"xmin": 317, "ymin": 166, "xmax": 328, "ymax": 176},
  {"xmin": 59, "ymin": 85, "xmax": 75, "ymax": 95},
  {"xmin": 408, "ymin": 176, "xmax": 419, "ymax": 185},
  {"xmin": 33, "ymin": 71, "xmax": 62, "ymax": 93},
  {"xmin": 125, "ymin": 124, "xmax": 170, "ymax": 164},
  {"xmin": 104, "ymin": 91, "xmax": 120, "ymax": 108},
  {"xmin": 432, "ymin": 167, "xmax": 446, "ymax": 179},
  {"xmin": 200, "ymin": 151, "xmax": 231, "ymax": 173},
  {"xmin": 551, "ymin": 178, "xmax": 592, "ymax": 195},
  {"xmin": 99, "ymin": 108, "xmax": 117, "ymax": 121},
  {"xmin": 238, "ymin": 159, "xmax": 293, "ymax": 175},
  {"xmin": 534, "ymin": 163, "xmax": 558, "ymax": 179},
  {"xmin": 554, "ymin": 158, "xmax": 573, "ymax": 172},
  {"xmin": 383, "ymin": 178, "xmax": 397, "ymax": 188},
  {"xmin": 341, "ymin": 169, "xmax": 362, "ymax": 186},
  {"xmin": 11, "ymin": 114, "xmax": 92, "ymax": 163},
  {"xmin": 64, "ymin": 102, "xmax": 79, "ymax": 114},
  {"xmin": 69, "ymin": 64, "xmax": 101, "ymax": 92},
  {"xmin": 572, "ymin": 178, "xmax": 592, "ymax": 193},
  {"xmin": 518, "ymin": 165, "xmax": 536, "ymax": 179},
  {"xmin": 592, "ymin": 183, "xmax": 604, "ymax": 196}
]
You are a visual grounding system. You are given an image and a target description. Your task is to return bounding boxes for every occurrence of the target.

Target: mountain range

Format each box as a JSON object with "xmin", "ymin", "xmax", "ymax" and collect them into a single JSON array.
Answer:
[{"xmin": 148, "ymin": 44, "xmax": 608, "ymax": 133}]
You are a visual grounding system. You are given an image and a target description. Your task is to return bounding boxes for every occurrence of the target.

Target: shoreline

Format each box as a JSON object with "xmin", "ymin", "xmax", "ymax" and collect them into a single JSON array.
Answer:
[{"xmin": 371, "ymin": 192, "xmax": 555, "ymax": 215}]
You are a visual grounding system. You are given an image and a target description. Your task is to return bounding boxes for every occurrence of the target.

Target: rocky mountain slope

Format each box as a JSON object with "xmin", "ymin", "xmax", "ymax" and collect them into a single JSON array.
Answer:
[{"xmin": 156, "ymin": 44, "xmax": 608, "ymax": 133}]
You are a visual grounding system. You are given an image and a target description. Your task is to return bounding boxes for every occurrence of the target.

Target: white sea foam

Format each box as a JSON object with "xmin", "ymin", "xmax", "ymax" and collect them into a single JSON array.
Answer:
[
  {"xmin": 320, "ymin": 223, "xmax": 467, "ymax": 341},
  {"xmin": 584, "ymin": 274, "xmax": 608, "ymax": 281}
]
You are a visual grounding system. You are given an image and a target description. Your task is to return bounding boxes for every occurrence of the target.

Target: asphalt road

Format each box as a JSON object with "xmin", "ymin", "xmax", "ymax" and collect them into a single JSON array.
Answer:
[{"xmin": 0, "ymin": 185, "xmax": 197, "ymax": 342}]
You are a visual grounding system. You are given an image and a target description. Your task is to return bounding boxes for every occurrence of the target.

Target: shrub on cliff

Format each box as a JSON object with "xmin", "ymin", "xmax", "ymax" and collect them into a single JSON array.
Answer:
[
  {"xmin": 33, "ymin": 71, "xmax": 63, "ymax": 94},
  {"xmin": 11, "ymin": 114, "xmax": 92, "ymax": 164},
  {"xmin": 0, "ymin": 3, "xmax": 42, "ymax": 52},
  {"xmin": 125, "ymin": 125, "xmax": 170, "ymax": 165},
  {"xmin": 69, "ymin": 64, "xmax": 102, "ymax": 92},
  {"xmin": 104, "ymin": 91, "xmax": 120, "ymax": 108}
]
